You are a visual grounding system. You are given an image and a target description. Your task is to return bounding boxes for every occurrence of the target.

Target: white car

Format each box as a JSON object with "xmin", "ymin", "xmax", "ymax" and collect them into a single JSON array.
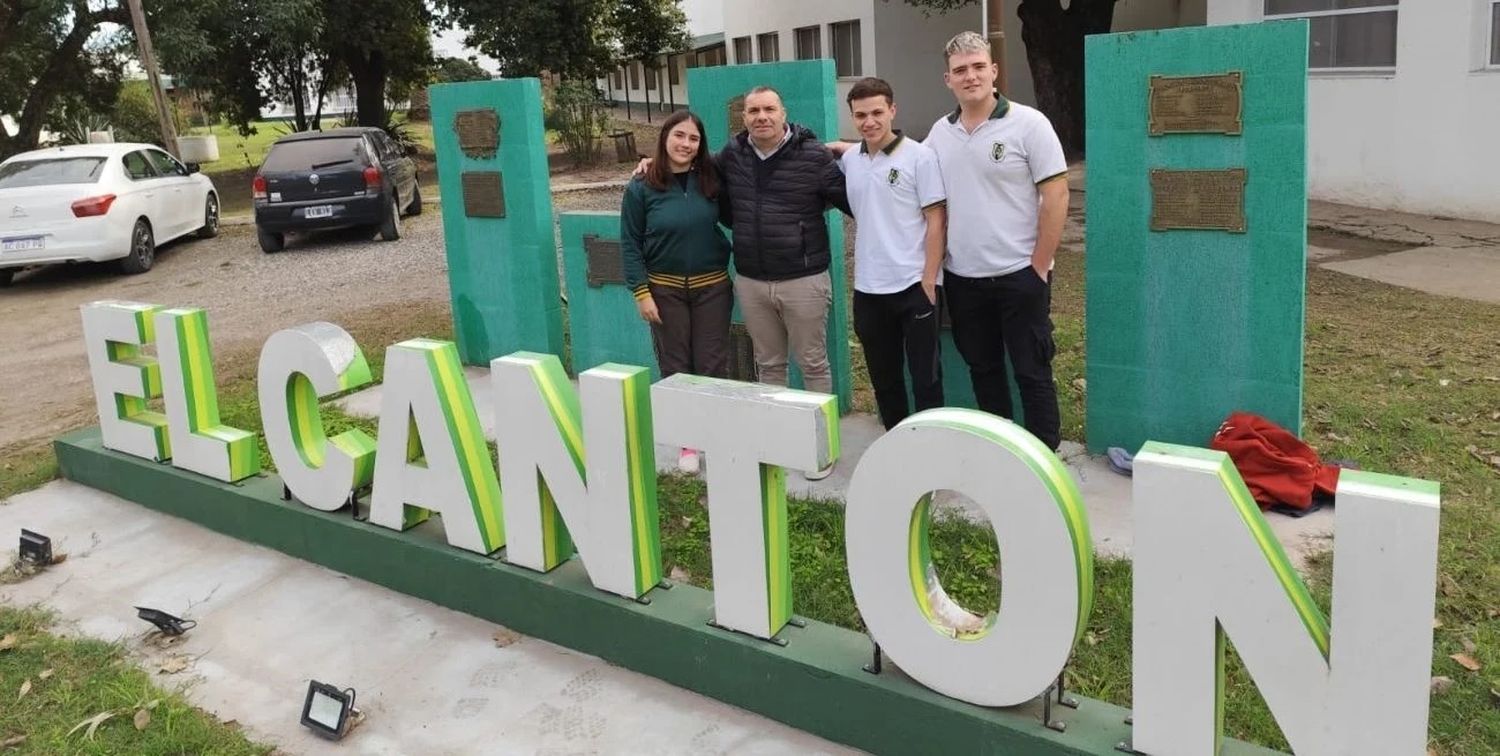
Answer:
[{"xmin": 0, "ymin": 142, "xmax": 219, "ymax": 286}]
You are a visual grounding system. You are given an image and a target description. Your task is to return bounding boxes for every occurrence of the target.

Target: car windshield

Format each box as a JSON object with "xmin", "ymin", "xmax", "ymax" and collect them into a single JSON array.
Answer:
[
  {"xmin": 0, "ymin": 157, "xmax": 107, "ymax": 189},
  {"xmin": 262, "ymin": 137, "xmax": 366, "ymax": 172}
]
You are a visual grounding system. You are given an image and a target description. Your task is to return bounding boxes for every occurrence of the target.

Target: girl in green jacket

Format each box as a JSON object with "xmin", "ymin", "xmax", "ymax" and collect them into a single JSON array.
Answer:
[{"xmin": 620, "ymin": 109, "xmax": 732, "ymax": 474}]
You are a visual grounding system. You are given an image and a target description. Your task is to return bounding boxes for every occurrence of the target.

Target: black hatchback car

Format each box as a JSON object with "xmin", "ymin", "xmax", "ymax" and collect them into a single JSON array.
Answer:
[{"xmin": 252, "ymin": 127, "xmax": 420, "ymax": 253}]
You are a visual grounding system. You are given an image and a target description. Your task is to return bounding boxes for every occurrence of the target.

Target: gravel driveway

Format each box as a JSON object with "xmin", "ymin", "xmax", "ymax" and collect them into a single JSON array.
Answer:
[{"xmin": 0, "ymin": 188, "xmax": 625, "ymax": 453}]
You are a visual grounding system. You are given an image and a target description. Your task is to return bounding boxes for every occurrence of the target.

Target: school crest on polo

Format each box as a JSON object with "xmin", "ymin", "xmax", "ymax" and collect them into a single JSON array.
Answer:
[
  {"xmin": 990, "ymin": 142, "xmax": 1006, "ymax": 162},
  {"xmin": 887, "ymin": 168, "xmax": 900, "ymax": 185}
]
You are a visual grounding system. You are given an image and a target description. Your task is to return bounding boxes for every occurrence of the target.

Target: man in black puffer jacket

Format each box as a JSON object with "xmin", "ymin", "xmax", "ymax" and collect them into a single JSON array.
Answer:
[{"xmin": 718, "ymin": 87, "xmax": 850, "ymax": 472}]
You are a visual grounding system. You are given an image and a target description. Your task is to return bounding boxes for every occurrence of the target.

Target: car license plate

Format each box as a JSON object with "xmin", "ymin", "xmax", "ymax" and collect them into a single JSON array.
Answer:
[
  {"xmin": 0, "ymin": 236, "xmax": 44, "ymax": 252},
  {"xmin": 305, "ymin": 205, "xmax": 334, "ymax": 219}
]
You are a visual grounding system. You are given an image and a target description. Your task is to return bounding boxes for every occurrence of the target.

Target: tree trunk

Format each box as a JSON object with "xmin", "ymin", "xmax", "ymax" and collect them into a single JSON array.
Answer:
[
  {"xmin": 1017, "ymin": 0, "xmax": 1116, "ymax": 158},
  {"xmin": 312, "ymin": 54, "xmax": 333, "ymax": 129},
  {"xmin": 347, "ymin": 49, "xmax": 388, "ymax": 127},
  {"xmin": 11, "ymin": 1, "xmax": 97, "ymax": 153},
  {"xmin": 290, "ymin": 61, "xmax": 308, "ymax": 132}
]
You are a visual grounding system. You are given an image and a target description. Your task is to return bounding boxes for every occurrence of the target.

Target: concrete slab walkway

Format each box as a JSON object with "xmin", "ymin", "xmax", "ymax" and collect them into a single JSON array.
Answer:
[
  {"xmin": 334, "ymin": 366, "xmax": 1336, "ymax": 567},
  {"xmin": 0, "ymin": 481, "xmax": 853, "ymax": 756}
]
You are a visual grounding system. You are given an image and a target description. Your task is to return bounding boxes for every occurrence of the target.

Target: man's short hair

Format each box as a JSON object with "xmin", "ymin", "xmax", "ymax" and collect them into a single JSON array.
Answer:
[
  {"xmin": 745, "ymin": 85, "xmax": 782, "ymax": 102},
  {"xmin": 944, "ymin": 31, "xmax": 990, "ymax": 66},
  {"xmin": 846, "ymin": 77, "xmax": 895, "ymax": 107}
]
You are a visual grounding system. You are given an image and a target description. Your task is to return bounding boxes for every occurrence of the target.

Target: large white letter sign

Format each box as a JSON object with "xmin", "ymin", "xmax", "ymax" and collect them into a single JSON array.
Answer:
[
  {"xmin": 80, "ymin": 300, "xmax": 171, "ymax": 461},
  {"xmin": 370, "ymin": 339, "xmax": 502, "ymax": 553},
  {"xmin": 154, "ymin": 308, "xmax": 260, "ymax": 482},
  {"xmin": 258, "ymin": 323, "xmax": 377, "ymax": 510},
  {"xmin": 845, "ymin": 408, "xmax": 1093, "ymax": 706},
  {"xmin": 1132, "ymin": 443, "xmax": 1440, "ymax": 755},
  {"xmin": 492, "ymin": 353, "xmax": 661, "ymax": 599},
  {"xmin": 651, "ymin": 374, "xmax": 839, "ymax": 639}
]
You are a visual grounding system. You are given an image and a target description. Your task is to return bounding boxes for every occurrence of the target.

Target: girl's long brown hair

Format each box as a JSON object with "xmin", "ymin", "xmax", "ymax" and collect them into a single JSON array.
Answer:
[{"xmin": 645, "ymin": 109, "xmax": 719, "ymax": 199}]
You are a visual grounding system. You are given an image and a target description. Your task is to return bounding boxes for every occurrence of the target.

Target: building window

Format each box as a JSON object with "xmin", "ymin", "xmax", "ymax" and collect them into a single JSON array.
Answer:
[
  {"xmin": 612, "ymin": 68, "xmax": 623, "ymax": 90},
  {"xmin": 645, "ymin": 64, "xmax": 657, "ymax": 90},
  {"xmin": 831, "ymin": 20, "xmax": 862, "ymax": 77},
  {"xmin": 1491, "ymin": 0, "xmax": 1500, "ymax": 66},
  {"xmin": 733, "ymin": 36, "xmax": 752, "ymax": 64},
  {"xmin": 628, "ymin": 63, "xmax": 639, "ymax": 90},
  {"xmin": 668, "ymin": 55, "xmax": 681, "ymax": 85},
  {"xmin": 795, "ymin": 25, "xmax": 821, "ymax": 60},
  {"xmin": 758, "ymin": 32, "xmax": 780, "ymax": 63},
  {"xmin": 1263, "ymin": 1, "xmax": 1398, "ymax": 70}
]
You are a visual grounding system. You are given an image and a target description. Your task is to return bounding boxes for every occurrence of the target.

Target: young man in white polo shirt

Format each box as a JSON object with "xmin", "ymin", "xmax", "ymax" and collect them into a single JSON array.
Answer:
[
  {"xmin": 923, "ymin": 31, "xmax": 1070, "ymax": 450},
  {"xmin": 839, "ymin": 77, "xmax": 948, "ymax": 430}
]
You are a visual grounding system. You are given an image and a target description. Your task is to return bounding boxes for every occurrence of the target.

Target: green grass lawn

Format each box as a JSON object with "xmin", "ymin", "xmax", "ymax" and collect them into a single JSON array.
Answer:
[
  {"xmin": 3, "ymin": 251, "xmax": 1496, "ymax": 753},
  {"xmin": 0, "ymin": 606, "xmax": 270, "ymax": 754}
]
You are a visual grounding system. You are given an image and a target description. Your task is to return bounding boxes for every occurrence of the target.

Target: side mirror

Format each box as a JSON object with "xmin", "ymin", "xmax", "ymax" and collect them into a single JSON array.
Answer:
[{"xmin": 185, "ymin": 163, "xmax": 200, "ymax": 174}]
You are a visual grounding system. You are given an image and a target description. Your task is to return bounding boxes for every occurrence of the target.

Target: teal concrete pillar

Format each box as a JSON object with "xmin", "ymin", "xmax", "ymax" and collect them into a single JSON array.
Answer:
[
  {"xmin": 1084, "ymin": 21, "xmax": 1308, "ymax": 453},
  {"xmin": 430, "ymin": 78, "xmax": 565, "ymax": 366}
]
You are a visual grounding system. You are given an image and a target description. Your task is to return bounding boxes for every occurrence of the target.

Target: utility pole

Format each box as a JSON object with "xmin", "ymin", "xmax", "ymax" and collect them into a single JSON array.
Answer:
[{"xmin": 125, "ymin": 0, "xmax": 180, "ymax": 157}]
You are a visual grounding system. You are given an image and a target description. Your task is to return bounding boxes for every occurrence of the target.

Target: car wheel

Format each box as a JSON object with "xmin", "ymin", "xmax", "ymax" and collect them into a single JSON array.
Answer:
[
  {"xmin": 197, "ymin": 193, "xmax": 220, "ymax": 238},
  {"xmin": 0, "ymin": 269, "xmax": 13, "ymax": 288},
  {"xmin": 407, "ymin": 183, "xmax": 422, "ymax": 216},
  {"xmin": 119, "ymin": 219, "xmax": 155, "ymax": 274},
  {"xmin": 257, "ymin": 226, "xmax": 285, "ymax": 253},
  {"xmin": 379, "ymin": 193, "xmax": 402, "ymax": 241}
]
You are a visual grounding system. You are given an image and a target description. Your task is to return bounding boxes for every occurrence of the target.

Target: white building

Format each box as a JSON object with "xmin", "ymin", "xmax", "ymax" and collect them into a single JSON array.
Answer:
[{"xmin": 1208, "ymin": 1, "xmax": 1500, "ymax": 223}]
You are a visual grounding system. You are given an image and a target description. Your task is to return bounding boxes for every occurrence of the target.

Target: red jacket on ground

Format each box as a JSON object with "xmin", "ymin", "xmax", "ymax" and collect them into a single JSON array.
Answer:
[{"xmin": 1209, "ymin": 411, "xmax": 1341, "ymax": 510}]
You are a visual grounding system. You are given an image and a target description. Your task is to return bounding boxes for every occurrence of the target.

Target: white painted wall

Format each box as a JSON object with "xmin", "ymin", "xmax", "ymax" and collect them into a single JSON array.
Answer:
[
  {"xmin": 871, "ymin": 1, "xmax": 981, "ymax": 140},
  {"xmin": 723, "ymin": 0, "xmax": 877, "ymax": 137},
  {"xmin": 1000, "ymin": 0, "xmax": 1206, "ymax": 108},
  {"xmin": 1208, "ymin": 0, "xmax": 1500, "ymax": 222}
]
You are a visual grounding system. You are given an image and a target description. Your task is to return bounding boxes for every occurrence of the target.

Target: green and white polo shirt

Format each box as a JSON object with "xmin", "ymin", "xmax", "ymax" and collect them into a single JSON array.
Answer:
[
  {"xmin": 923, "ymin": 97, "xmax": 1068, "ymax": 278},
  {"xmin": 839, "ymin": 132, "xmax": 948, "ymax": 295}
]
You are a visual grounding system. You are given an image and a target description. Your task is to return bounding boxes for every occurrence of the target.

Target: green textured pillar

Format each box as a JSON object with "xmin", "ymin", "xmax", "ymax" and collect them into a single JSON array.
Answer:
[
  {"xmin": 686, "ymin": 60, "xmax": 853, "ymax": 413},
  {"xmin": 430, "ymin": 79, "xmax": 564, "ymax": 366},
  {"xmin": 560, "ymin": 211, "xmax": 660, "ymax": 379},
  {"xmin": 1084, "ymin": 21, "xmax": 1308, "ymax": 454}
]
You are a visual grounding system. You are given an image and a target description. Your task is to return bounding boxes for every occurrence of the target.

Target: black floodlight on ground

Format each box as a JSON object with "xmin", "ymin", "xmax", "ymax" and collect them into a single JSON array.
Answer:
[
  {"xmin": 18, "ymin": 529, "xmax": 51, "ymax": 565},
  {"xmin": 134, "ymin": 606, "xmax": 196, "ymax": 636},
  {"xmin": 301, "ymin": 681, "xmax": 359, "ymax": 741}
]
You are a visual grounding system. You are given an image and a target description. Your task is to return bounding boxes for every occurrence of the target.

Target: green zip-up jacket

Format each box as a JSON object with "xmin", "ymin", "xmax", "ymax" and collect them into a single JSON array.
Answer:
[{"xmin": 619, "ymin": 172, "xmax": 732, "ymax": 301}]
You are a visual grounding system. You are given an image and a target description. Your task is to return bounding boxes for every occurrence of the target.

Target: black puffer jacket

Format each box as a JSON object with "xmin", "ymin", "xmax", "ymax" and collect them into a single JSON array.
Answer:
[{"xmin": 716, "ymin": 123, "xmax": 850, "ymax": 282}]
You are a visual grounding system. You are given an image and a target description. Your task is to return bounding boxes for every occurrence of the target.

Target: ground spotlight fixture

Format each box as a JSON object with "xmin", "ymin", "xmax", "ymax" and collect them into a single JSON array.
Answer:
[
  {"xmin": 135, "ymin": 606, "xmax": 196, "ymax": 636},
  {"xmin": 18, "ymin": 529, "xmax": 51, "ymax": 566},
  {"xmin": 301, "ymin": 680, "xmax": 359, "ymax": 741}
]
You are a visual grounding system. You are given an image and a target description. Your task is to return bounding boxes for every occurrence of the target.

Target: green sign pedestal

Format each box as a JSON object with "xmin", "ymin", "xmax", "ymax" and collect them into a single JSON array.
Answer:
[
  {"xmin": 430, "ymin": 78, "xmax": 565, "ymax": 366},
  {"xmin": 1084, "ymin": 21, "xmax": 1309, "ymax": 454}
]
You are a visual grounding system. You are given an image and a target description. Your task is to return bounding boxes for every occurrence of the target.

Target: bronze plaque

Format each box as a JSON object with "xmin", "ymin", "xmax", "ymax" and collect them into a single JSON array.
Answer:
[
  {"xmin": 1148, "ymin": 72, "xmax": 1243, "ymax": 136},
  {"xmin": 727, "ymin": 95, "xmax": 745, "ymax": 134},
  {"xmin": 726, "ymin": 322, "xmax": 757, "ymax": 383},
  {"xmin": 460, "ymin": 171, "xmax": 506, "ymax": 218},
  {"xmin": 1149, "ymin": 168, "xmax": 1247, "ymax": 233},
  {"xmin": 583, "ymin": 234, "xmax": 625, "ymax": 287},
  {"xmin": 454, "ymin": 108, "xmax": 501, "ymax": 159}
]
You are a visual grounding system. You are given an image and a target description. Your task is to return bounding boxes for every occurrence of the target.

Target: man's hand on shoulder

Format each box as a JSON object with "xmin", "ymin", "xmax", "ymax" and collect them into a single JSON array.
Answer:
[
  {"xmin": 825, "ymin": 141, "xmax": 853, "ymax": 158},
  {"xmin": 633, "ymin": 157, "xmax": 653, "ymax": 177}
]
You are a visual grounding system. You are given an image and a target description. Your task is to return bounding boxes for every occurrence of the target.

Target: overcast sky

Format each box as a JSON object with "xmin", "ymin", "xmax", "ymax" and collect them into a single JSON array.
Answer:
[{"xmin": 431, "ymin": 24, "xmax": 500, "ymax": 75}]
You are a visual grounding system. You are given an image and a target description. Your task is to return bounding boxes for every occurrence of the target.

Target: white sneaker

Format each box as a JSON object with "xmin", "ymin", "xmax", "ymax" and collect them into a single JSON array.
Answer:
[
  {"xmin": 678, "ymin": 448, "xmax": 700, "ymax": 474},
  {"xmin": 803, "ymin": 464, "xmax": 833, "ymax": 481}
]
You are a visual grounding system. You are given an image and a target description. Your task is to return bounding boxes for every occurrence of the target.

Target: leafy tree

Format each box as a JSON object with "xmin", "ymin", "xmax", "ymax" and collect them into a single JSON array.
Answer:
[
  {"xmin": 434, "ymin": 56, "xmax": 491, "ymax": 83},
  {"xmin": 613, "ymin": 0, "xmax": 689, "ymax": 117},
  {"xmin": 322, "ymin": 0, "xmax": 434, "ymax": 127},
  {"xmin": 905, "ymin": 0, "xmax": 1117, "ymax": 156},
  {"xmin": 441, "ymin": 0, "xmax": 620, "ymax": 80},
  {"xmin": 0, "ymin": 0, "xmax": 130, "ymax": 158}
]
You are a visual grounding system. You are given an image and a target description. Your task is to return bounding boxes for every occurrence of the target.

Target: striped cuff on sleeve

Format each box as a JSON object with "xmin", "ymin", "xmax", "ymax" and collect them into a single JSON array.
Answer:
[{"xmin": 632, "ymin": 284, "xmax": 651, "ymax": 301}]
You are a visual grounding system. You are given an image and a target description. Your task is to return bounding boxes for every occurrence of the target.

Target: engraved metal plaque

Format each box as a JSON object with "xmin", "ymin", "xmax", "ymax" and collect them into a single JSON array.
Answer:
[
  {"xmin": 460, "ymin": 171, "xmax": 506, "ymax": 218},
  {"xmin": 583, "ymin": 234, "xmax": 626, "ymax": 287},
  {"xmin": 1148, "ymin": 72, "xmax": 1243, "ymax": 136},
  {"xmin": 727, "ymin": 95, "xmax": 745, "ymax": 133},
  {"xmin": 726, "ymin": 322, "xmax": 757, "ymax": 383},
  {"xmin": 1149, "ymin": 168, "xmax": 1247, "ymax": 233},
  {"xmin": 454, "ymin": 108, "xmax": 501, "ymax": 158}
]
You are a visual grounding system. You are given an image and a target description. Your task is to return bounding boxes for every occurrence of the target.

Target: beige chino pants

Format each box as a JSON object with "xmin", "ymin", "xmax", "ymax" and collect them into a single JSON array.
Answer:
[{"xmin": 732, "ymin": 271, "xmax": 833, "ymax": 394}]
